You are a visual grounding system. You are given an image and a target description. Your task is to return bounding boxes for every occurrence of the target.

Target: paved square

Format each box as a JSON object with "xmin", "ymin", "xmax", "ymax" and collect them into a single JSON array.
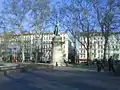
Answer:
[{"xmin": 0, "ymin": 68, "xmax": 120, "ymax": 90}]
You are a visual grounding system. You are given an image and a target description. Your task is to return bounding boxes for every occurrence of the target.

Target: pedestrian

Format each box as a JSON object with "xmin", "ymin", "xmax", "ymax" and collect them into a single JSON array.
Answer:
[
  {"xmin": 108, "ymin": 56, "xmax": 115, "ymax": 72},
  {"xmin": 95, "ymin": 59, "xmax": 101, "ymax": 72},
  {"xmin": 10, "ymin": 55, "xmax": 12, "ymax": 62},
  {"xmin": 63, "ymin": 54, "xmax": 68, "ymax": 67},
  {"xmin": 56, "ymin": 62, "xmax": 58, "ymax": 66},
  {"xmin": 101, "ymin": 59, "xmax": 104, "ymax": 70}
]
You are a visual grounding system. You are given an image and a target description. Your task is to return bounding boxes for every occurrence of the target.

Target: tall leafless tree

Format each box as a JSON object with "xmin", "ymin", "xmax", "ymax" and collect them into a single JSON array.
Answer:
[
  {"xmin": 93, "ymin": 0, "xmax": 120, "ymax": 61},
  {"xmin": 1, "ymin": 0, "xmax": 50, "ymax": 62},
  {"xmin": 58, "ymin": 0, "xmax": 96, "ymax": 64}
]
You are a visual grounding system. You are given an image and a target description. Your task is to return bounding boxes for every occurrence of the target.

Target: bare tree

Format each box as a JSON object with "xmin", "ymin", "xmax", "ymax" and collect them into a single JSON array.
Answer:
[
  {"xmin": 58, "ymin": 0, "xmax": 96, "ymax": 64},
  {"xmin": 1, "ymin": 0, "xmax": 31, "ymax": 62},
  {"xmin": 1, "ymin": 0, "xmax": 50, "ymax": 62},
  {"xmin": 0, "ymin": 30, "xmax": 16, "ymax": 62},
  {"xmin": 93, "ymin": 0, "xmax": 120, "ymax": 61},
  {"xmin": 29, "ymin": 0, "xmax": 50, "ymax": 63}
]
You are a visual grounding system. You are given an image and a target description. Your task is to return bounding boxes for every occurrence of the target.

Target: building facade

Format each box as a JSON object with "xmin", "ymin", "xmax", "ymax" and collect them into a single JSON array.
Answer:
[
  {"xmin": 79, "ymin": 32, "xmax": 120, "ymax": 60},
  {"xmin": 0, "ymin": 32, "xmax": 73, "ymax": 62}
]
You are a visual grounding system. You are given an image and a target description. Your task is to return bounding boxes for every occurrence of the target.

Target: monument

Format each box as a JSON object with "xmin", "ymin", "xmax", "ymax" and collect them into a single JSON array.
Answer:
[{"xmin": 51, "ymin": 23, "xmax": 65, "ymax": 66}]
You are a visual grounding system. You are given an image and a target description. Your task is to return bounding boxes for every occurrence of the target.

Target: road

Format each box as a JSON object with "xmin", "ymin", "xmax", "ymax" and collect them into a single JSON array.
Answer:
[{"xmin": 0, "ymin": 67, "xmax": 120, "ymax": 90}]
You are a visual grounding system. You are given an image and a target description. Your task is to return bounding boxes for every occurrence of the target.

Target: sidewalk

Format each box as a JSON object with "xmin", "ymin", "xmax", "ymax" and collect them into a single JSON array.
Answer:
[{"xmin": 54, "ymin": 66, "xmax": 96, "ymax": 72}]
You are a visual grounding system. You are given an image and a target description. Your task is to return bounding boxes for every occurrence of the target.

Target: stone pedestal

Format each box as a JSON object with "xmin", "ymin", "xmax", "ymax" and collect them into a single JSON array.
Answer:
[{"xmin": 51, "ymin": 36, "xmax": 65, "ymax": 66}]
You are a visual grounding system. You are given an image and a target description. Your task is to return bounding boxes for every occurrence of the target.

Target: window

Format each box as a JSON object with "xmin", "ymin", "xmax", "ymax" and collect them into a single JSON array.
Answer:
[
  {"xmin": 94, "ymin": 54, "xmax": 96, "ymax": 57},
  {"xmin": 43, "ymin": 36, "xmax": 45, "ymax": 40},
  {"xmin": 101, "ymin": 45, "xmax": 103, "ymax": 49},
  {"xmin": 113, "ymin": 46, "xmax": 114, "ymax": 49},
  {"xmin": 81, "ymin": 45, "xmax": 82, "ymax": 48},
  {"xmin": 14, "ymin": 48, "xmax": 16, "ymax": 50},
  {"xmin": 98, "ymin": 42, "xmax": 100, "ymax": 45},
  {"xmin": 84, "ymin": 50, "xmax": 85, "ymax": 53},
  {"xmin": 98, "ymin": 50, "xmax": 100, "ymax": 53},
  {"xmin": 98, "ymin": 45, "xmax": 100, "ymax": 48},
  {"xmin": 50, "ymin": 44, "xmax": 52, "ymax": 47},
  {"xmin": 101, "ymin": 50, "xmax": 103, "ymax": 53},
  {"xmin": 46, "ymin": 36, "xmax": 48, "ymax": 40},
  {"xmin": 64, "ymin": 37, "xmax": 65, "ymax": 41},
  {"xmin": 83, "ymin": 54, "xmax": 85, "ymax": 57},
  {"xmin": 116, "ymin": 46, "xmax": 118, "ymax": 49}
]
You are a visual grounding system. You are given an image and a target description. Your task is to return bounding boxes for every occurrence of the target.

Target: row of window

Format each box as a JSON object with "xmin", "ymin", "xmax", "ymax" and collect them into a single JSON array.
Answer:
[
  {"xmin": 80, "ymin": 50, "xmax": 104, "ymax": 53},
  {"xmin": 80, "ymin": 55, "xmax": 113, "ymax": 59},
  {"xmin": 34, "ymin": 35, "xmax": 66, "ymax": 41},
  {"xmin": 80, "ymin": 44, "xmax": 119, "ymax": 50},
  {"xmin": 79, "ymin": 35, "xmax": 119, "ymax": 41}
]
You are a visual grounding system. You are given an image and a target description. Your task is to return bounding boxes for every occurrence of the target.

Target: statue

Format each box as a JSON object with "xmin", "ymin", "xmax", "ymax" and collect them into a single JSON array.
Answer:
[
  {"xmin": 54, "ymin": 23, "xmax": 59, "ymax": 36},
  {"xmin": 52, "ymin": 23, "xmax": 65, "ymax": 66}
]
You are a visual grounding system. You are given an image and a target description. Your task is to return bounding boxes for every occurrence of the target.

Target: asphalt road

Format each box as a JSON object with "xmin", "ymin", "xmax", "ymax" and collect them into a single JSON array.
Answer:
[{"xmin": 0, "ymin": 68, "xmax": 120, "ymax": 90}]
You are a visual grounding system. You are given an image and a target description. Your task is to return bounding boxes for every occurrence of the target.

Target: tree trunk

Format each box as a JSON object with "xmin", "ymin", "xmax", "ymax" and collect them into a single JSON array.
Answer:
[
  {"xmin": 103, "ymin": 37, "xmax": 108, "ymax": 62},
  {"xmin": 21, "ymin": 46, "xmax": 25, "ymax": 63},
  {"xmin": 35, "ymin": 52, "xmax": 38, "ymax": 63},
  {"xmin": 74, "ymin": 30, "xmax": 77, "ymax": 64},
  {"xmin": 41, "ymin": 33, "xmax": 43, "ymax": 61},
  {"xmin": 74, "ymin": 40, "xmax": 76, "ymax": 64},
  {"xmin": 87, "ymin": 47, "xmax": 90, "ymax": 65},
  {"xmin": 30, "ymin": 45, "xmax": 33, "ymax": 61},
  {"xmin": 86, "ymin": 34, "xmax": 90, "ymax": 65},
  {"xmin": 20, "ymin": 24, "xmax": 25, "ymax": 63}
]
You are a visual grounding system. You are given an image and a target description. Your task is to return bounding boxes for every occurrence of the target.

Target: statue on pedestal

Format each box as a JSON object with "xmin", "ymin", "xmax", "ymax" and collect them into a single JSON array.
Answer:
[
  {"xmin": 54, "ymin": 23, "xmax": 60, "ymax": 36},
  {"xmin": 52, "ymin": 23, "xmax": 65, "ymax": 66}
]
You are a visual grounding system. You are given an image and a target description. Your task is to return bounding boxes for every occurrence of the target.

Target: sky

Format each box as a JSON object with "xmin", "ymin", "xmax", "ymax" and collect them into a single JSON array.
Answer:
[
  {"xmin": 0, "ymin": 0, "xmax": 3, "ymax": 11},
  {"xmin": 0, "ymin": 0, "xmax": 4, "ymax": 34},
  {"xmin": 0, "ymin": 0, "xmax": 117, "ymax": 34},
  {"xmin": 0, "ymin": 0, "xmax": 114, "ymax": 51},
  {"xmin": 0, "ymin": 0, "xmax": 60, "ymax": 34},
  {"xmin": 0, "ymin": 0, "xmax": 80, "ymax": 49},
  {"xmin": 0, "ymin": 0, "xmax": 104, "ymax": 32}
]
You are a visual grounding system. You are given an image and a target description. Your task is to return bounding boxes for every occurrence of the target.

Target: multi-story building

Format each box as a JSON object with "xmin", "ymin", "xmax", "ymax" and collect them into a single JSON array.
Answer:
[
  {"xmin": 0, "ymin": 32, "xmax": 74, "ymax": 62},
  {"xmin": 79, "ymin": 32, "xmax": 120, "ymax": 60},
  {"xmin": 31, "ymin": 32, "xmax": 74, "ymax": 62}
]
